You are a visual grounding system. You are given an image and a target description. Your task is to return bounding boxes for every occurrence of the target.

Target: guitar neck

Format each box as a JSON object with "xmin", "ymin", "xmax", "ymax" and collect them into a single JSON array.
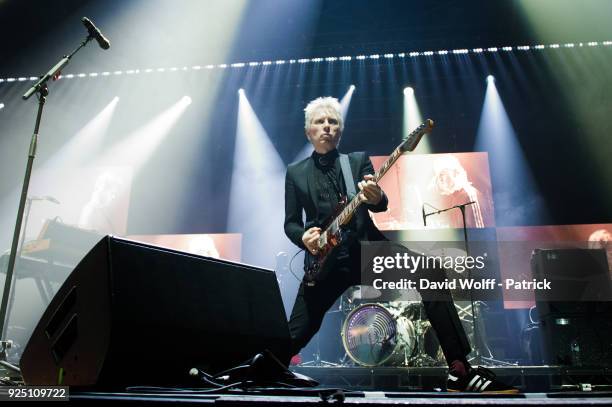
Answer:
[
  {"xmin": 333, "ymin": 119, "xmax": 433, "ymax": 228},
  {"xmin": 335, "ymin": 146, "xmax": 403, "ymax": 226}
]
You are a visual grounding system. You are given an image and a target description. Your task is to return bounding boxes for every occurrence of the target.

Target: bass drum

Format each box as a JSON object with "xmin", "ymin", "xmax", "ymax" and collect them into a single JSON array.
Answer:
[{"xmin": 341, "ymin": 303, "xmax": 416, "ymax": 367}]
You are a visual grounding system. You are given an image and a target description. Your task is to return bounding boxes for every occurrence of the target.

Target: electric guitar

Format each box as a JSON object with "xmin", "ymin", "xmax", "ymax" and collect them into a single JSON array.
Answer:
[{"xmin": 303, "ymin": 119, "xmax": 434, "ymax": 285}]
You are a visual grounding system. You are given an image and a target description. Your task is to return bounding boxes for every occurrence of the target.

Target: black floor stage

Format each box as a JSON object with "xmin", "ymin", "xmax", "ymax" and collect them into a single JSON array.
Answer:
[
  {"xmin": 292, "ymin": 365, "xmax": 612, "ymax": 393},
  {"xmin": 3, "ymin": 365, "xmax": 612, "ymax": 405}
]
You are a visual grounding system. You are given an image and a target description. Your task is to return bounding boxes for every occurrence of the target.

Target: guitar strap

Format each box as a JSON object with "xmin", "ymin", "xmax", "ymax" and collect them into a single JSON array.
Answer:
[{"xmin": 339, "ymin": 154, "xmax": 357, "ymax": 200}]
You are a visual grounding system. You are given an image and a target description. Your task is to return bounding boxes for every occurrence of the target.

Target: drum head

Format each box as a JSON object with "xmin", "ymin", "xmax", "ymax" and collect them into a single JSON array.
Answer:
[{"xmin": 341, "ymin": 303, "xmax": 398, "ymax": 367}]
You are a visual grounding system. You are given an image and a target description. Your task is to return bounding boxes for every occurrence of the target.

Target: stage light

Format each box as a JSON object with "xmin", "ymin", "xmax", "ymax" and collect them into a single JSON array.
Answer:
[
  {"xmin": 0, "ymin": 103, "xmax": 4, "ymax": 110},
  {"xmin": 102, "ymin": 71, "xmax": 111, "ymax": 76},
  {"xmin": 64, "ymin": 74, "xmax": 74, "ymax": 79},
  {"xmin": 96, "ymin": 96, "xmax": 191, "ymax": 171},
  {"xmin": 40, "ymin": 96, "xmax": 120, "ymax": 170},
  {"xmin": 29, "ymin": 76, "xmax": 37, "ymax": 81},
  {"xmin": 238, "ymin": 88, "xmax": 244, "ymax": 94},
  {"xmin": 18, "ymin": 77, "xmax": 27, "ymax": 82},
  {"xmin": 475, "ymin": 71, "xmax": 548, "ymax": 225},
  {"xmin": 89, "ymin": 73, "xmax": 98, "ymax": 77},
  {"xmin": 3, "ymin": 39, "xmax": 612, "ymax": 86},
  {"xmin": 231, "ymin": 90, "xmax": 289, "ymax": 268},
  {"xmin": 403, "ymin": 86, "xmax": 429, "ymax": 154},
  {"xmin": 340, "ymin": 84, "xmax": 356, "ymax": 121}
]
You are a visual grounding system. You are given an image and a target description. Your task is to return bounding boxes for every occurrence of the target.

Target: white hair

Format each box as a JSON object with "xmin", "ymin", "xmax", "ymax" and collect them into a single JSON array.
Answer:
[{"xmin": 304, "ymin": 96, "xmax": 344, "ymax": 131}]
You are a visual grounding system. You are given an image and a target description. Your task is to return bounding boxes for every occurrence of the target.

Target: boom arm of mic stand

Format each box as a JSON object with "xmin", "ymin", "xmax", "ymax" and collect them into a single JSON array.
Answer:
[{"xmin": 22, "ymin": 36, "xmax": 93, "ymax": 100}]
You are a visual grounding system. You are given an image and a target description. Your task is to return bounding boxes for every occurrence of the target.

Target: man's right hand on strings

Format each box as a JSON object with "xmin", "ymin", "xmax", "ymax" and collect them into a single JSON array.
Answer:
[{"xmin": 302, "ymin": 227, "xmax": 322, "ymax": 255}]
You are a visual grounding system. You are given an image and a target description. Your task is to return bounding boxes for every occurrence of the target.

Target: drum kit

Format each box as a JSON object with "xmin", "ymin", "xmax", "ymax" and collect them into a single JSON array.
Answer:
[
  {"xmin": 298, "ymin": 285, "xmax": 447, "ymax": 368},
  {"xmin": 340, "ymin": 299, "xmax": 446, "ymax": 367}
]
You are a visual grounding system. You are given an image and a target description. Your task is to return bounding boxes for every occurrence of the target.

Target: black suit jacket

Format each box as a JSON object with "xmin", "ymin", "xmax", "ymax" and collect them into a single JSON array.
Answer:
[{"xmin": 284, "ymin": 151, "xmax": 388, "ymax": 251}]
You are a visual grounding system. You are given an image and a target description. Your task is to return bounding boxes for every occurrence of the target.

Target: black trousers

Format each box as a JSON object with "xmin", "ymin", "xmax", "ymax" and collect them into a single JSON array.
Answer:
[{"xmin": 284, "ymin": 246, "xmax": 471, "ymax": 367}]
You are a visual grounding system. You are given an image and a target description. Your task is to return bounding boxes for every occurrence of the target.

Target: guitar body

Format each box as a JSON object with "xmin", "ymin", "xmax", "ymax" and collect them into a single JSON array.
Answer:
[{"xmin": 303, "ymin": 197, "xmax": 350, "ymax": 285}]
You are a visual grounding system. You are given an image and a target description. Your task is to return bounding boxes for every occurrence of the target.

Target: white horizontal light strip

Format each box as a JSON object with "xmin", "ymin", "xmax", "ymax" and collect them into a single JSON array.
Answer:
[{"xmin": 1, "ymin": 40, "xmax": 610, "ymax": 84}]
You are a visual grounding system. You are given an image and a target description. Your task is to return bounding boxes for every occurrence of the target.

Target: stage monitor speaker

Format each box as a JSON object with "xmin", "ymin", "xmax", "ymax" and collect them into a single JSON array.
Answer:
[
  {"xmin": 531, "ymin": 248, "xmax": 612, "ymax": 366},
  {"xmin": 20, "ymin": 236, "xmax": 291, "ymax": 387},
  {"xmin": 531, "ymin": 248, "xmax": 611, "ymax": 317}
]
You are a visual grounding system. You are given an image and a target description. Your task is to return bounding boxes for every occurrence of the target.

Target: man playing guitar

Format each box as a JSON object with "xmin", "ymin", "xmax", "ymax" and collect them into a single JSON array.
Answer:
[{"xmin": 283, "ymin": 96, "xmax": 517, "ymax": 393}]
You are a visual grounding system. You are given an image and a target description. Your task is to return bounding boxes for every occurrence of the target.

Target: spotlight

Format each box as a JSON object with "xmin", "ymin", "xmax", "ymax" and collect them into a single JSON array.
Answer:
[
  {"xmin": 0, "ymin": 103, "xmax": 4, "ymax": 110},
  {"xmin": 238, "ymin": 88, "xmax": 244, "ymax": 94},
  {"xmin": 182, "ymin": 96, "xmax": 192, "ymax": 105},
  {"xmin": 403, "ymin": 87, "xmax": 414, "ymax": 95},
  {"xmin": 486, "ymin": 75, "xmax": 495, "ymax": 84},
  {"xmin": 112, "ymin": 96, "xmax": 120, "ymax": 103},
  {"xmin": 349, "ymin": 84, "xmax": 356, "ymax": 91}
]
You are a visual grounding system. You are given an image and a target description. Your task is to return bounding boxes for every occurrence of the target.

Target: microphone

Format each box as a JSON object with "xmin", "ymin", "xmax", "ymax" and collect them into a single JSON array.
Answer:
[
  {"xmin": 422, "ymin": 204, "xmax": 427, "ymax": 227},
  {"xmin": 82, "ymin": 17, "xmax": 110, "ymax": 50}
]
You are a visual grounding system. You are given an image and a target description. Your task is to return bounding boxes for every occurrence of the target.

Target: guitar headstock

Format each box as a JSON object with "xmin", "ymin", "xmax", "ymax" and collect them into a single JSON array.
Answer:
[{"xmin": 399, "ymin": 119, "xmax": 434, "ymax": 153}]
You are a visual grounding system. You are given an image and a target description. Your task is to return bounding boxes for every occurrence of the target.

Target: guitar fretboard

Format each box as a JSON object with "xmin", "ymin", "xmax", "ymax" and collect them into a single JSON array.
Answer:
[{"xmin": 332, "ymin": 120, "xmax": 433, "ymax": 228}]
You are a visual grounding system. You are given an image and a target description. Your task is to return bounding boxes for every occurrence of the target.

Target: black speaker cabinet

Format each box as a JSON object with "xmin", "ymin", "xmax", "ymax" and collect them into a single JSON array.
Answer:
[
  {"xmin": 531, "ymin": 248, "xmax": 612, "ymax": 366},
  {"xmin": 20, "ymin": 236, "xmax": 291, "ymax": 387},
  {"xmin": 531, "ymin": 248, "xmax": 611, "ymax": 317}
]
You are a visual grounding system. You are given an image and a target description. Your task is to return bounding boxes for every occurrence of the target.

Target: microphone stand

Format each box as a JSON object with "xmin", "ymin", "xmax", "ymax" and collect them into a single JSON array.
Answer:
[
  {"xmin": 423, "ymin": 201, "xmax": 512, "ymax": 366},
  {"xmin": 0, "ymin": 34, "xmax": 96, "ymax": 375}
]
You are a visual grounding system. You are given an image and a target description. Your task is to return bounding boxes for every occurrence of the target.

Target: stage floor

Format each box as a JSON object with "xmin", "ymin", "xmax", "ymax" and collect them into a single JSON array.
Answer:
[
  {"xmin": 69, "ymin": 389, "xmax": 612, "ymax": 405},
  {"xmin": 292, "ymin": 365, "xmax": 612, "ymax": 393}
]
